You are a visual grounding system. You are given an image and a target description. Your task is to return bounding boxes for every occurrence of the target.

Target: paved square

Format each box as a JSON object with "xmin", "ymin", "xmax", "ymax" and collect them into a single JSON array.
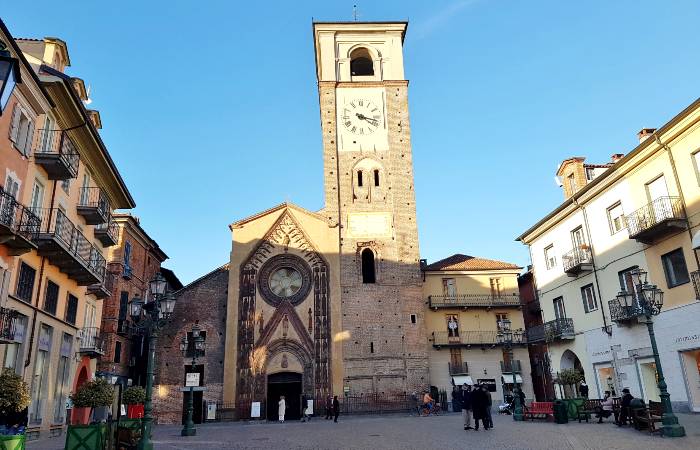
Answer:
[{"xmin": 27, "ymin": 413, "xmax": 700, "ymax": 449}]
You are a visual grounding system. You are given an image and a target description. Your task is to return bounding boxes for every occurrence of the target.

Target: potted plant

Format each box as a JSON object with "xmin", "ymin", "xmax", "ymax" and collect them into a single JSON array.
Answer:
[
  {"xmin": 123, "ymin": 386, "xmax": 146, "ymax": 419},
  {"xmin": 0, "ymin": 368, "xmax": 30, "ymax": 450},
  {"xmin": 65, "ymin": 378, "xmax": 114, "ymax": 450},
  {"xmin": 69, "ymin": 378, "xmax": 115, "ymax": 425}
]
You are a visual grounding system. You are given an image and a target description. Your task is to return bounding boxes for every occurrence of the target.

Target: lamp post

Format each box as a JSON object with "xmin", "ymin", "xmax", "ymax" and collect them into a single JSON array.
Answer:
[
  {"xmin": 129, "ymin": 273, "xmax": 176, "ymax": 450},
  {"xmin": 497, "ymin": 318, "xmax": 524, "ymax": 421},
  {"xmin": 613, "ymin": 268, "xmax": 685, "ymax": 437},
  {"xmin": 0, "ymin": 40, "xmax": 21, "ymax": 115},
  {"xmin": 179, "ymin": 324, "xmax": 205, "ymax": 436}
]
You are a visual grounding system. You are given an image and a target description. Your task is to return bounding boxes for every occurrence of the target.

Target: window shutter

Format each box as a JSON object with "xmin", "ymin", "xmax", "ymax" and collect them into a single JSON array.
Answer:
[
  {"xmin": 8, "ymin": 104, "xmax": 21, "ymax": 143},
  {"xmin": 23, "ymin": 120, "xmax": 35, "ymax": 156}
]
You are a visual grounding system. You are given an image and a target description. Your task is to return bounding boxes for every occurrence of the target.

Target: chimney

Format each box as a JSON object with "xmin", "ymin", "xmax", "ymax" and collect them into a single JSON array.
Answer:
[
  {"xmin": 611, "ymin": 153, "xmax": 624, "ymax": 163},
  {"xmin": 637, "ymin": 128, "xmax": 656, "ymax": 143}
]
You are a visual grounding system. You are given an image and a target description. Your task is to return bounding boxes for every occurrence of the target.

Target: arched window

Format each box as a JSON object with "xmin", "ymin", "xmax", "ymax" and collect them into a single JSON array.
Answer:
[
  {"xmin": 350, "ymin": 48, "xmax": 374, "ymax": 76},
  {"xmin": 374, "ymin": 169, "xmax": 380, "ymax": 186},
  {"xmin": 361, "ymin": 248, "xmax": 376, "ymax": 284},
  {"xmin": 357, "ymin": 170, "xmax": 363, "ymax": 187}
]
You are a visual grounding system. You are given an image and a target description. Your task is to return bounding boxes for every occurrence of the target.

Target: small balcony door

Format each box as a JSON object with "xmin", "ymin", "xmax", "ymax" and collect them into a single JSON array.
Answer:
[
  {"xmin": 553, "ymin": 297, "xmax": 566, "ymax": 320},
  {"xmin": 442, "ymin": 278, "xmax": 456, "ymax": 300},
  {"xmin": 646, "ymin": 175, "xmax": 671, "ymax": 222},
  {"xmin": 571, "ymin": 226, "xmax": 585, "ymax": 249}
]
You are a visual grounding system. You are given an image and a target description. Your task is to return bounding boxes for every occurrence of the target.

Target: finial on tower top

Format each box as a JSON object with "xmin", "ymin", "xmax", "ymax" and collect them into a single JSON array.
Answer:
[{"xmin": 353, "ymin": 5, "xmax": 360, "ymax": 21}]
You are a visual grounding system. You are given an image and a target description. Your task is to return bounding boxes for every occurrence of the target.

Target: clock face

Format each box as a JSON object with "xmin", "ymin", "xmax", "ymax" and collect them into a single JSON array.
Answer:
[
  {"xmin": 342, "ymin": 98, "xmax": 382, "ymax": 135},
  {"xmin": 268, "ymin": 267, "xmax": 303, "ymax": 298}
]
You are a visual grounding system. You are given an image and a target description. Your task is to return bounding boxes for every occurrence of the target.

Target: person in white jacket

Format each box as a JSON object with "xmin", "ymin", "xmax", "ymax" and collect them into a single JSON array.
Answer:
[{"xmin": 278, "ymin": 396, "xmax": 286, "ymax": 422}]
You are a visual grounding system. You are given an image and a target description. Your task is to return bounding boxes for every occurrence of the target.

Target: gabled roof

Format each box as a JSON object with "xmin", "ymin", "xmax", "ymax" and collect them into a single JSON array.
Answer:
[
  {"xmin": 423, "ymin": 254, "xmax": 522, "ymax": 272},
  {"xmin": 230, "ymin": 202, "xmax": 330, "ymax": 229},
  {"xmin": 175, "ymin": 263, "xmax": 229, "ymax": 295}
]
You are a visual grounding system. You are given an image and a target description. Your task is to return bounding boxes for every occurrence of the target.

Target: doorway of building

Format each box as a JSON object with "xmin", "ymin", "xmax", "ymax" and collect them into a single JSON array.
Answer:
[
  {"xmin": 680, "ymin": 349, "xmax": 700, "ymax": 412},
  {"xmin": 594, "ymin": 365, "xmax": 618, "ymax": 398},
  {"xmin": 637, "ymin": 358, "xmax": 661, "ymax": 402},
  {"xmin": 266, "ymin": 372, "xmax": 302, "ymax": 421},
  {"xmin": 181, "ymin": 364, "xmax": 204, "ymax": 424}
]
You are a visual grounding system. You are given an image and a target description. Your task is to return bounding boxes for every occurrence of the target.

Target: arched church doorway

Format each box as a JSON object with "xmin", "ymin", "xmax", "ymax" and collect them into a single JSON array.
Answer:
[
  {"xmin": 266, "ymin": 372, "xmax": 302, "ymax": 421},
  {"xmin": 560, "ymin": 349, "xmax": 585, "ymax": 398}
]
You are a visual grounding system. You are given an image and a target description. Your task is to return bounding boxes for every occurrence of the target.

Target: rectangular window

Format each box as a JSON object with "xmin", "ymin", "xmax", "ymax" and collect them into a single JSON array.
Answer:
[
  {"xmin": 3, "ymin": 315, "xmax": 27, "ymax": 374},
  {"xmin": 571, "ymin": 226, "xmax": 585, "ymax": 248},
  {"xmin": 124, "ymin": 241, "xmax": 132, "ymax": 271},
  {"xmin": 61, "ymin": 179, "xmax": 70, "ymax": 194},
  {"xmin": 15, "ymin": 261, "xmax": 36, "ymax": 302},
  {"xmin": 553, "ymin": 297, "xmax": 566, "ymax": 320},
  {"xmin": 53, "ymin": 333, "xmax": 72, "ymax": 423},
  {"xmin": 43, "ymin": 280, "xmax": 59, "ymax": 315},
  {"xmin": 496, "ymin": 313, "xmax": 509, "ymax": 330},
  {"xmin": 4, "ymin": 174, "xmax": 20, "ymax": 199},
  {"xmin": 607, "ymin": 202, "xmax": 625, "ymax": 234},
  {"xmin": 29, "ymin": 180, "xmax": 44, "ymax": 213},
  {"xmin": 693, "ymin": 150, "xmax": 700, "ymax": 186},
  {"xmin": 114, "ymin": 341, "xmax": 122, "ymax": 363},
  {"xmin": 442, "ymin": 278, "xmax": 456, "ymax": 298},
  {"xmin": 585, "ymin": 167, "xmax": 595, "ymax": 181},
  {"xmin": 661, "ymin": 248, "xmax": 690, "ymax": 288},
  {"xmin": 567, "ymin": 173, "xmax": 576, "ymax": 192},
  {"xmin": 357, "ymin": 171, "xmax": 363, "ymax": 187},
  {"xmin": 646, "ymin": 175, "xmax": 669, "ymax": 202},
  {"xmin": 10, "ymin": 107, "xmax": 34, "ymax": 156},
  {"xmin": 30, "ymin": 324, "xmax": 52, "ymax": 423},
  {"xmin": 581, "ymin": 284, "xmax": 598, "ymax": 313},
  {"xmin": 544, "ymin": 245, "xmax": 557, "ymax": 270},
  {"xmin": 65, "ymin": 294, "xmax": 78, "ymax": 325},
  {"xmin": 119, "ymin": 291, "xmax": 129, "ymax": 320},
  {"xmin": 446, "ymin": 314, "xmax": 459, "ymax": 338},
  {"xmin": 490, "ymin": 278, "xmax": 502, "ymax": 297},
  {"xmin": 373, "ymin": 169, "xmax": 380, "ymax": 186}
]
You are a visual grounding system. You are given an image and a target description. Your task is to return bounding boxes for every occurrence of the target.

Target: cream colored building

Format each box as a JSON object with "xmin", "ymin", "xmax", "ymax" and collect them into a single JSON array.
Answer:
[
  {"xmin": 422, "ymin": 254, "xmax": 533, "ymax": 403},
  {"xmin": 518, "ymin": 98, "xmax": 700, "ymax": 412},
  {"xmin": 1, "ymin": 21, "xmax": 134, "ymax": 438}
]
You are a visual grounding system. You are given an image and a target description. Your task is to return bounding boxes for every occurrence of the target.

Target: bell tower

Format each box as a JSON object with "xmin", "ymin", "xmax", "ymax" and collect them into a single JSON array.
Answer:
[{"xmin": 313, "ymin": 22, "xmax": 429, "ymax": 394}]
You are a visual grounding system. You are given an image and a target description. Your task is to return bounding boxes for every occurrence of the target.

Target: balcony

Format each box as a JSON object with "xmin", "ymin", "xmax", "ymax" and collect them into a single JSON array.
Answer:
[
  {"xmin": 562, "ymin": 247, "xmax": 593, "ymax": 276},
  {"xmin": 87, "ymin": 269, "xmax": 113, "ymax": 299},
  {"xmin": 608, "ymin": 297, "xmax": 645, "ymax": 324},
  {"xmin": 500, "ymin": 360, "xmax": 522, "ymax": 374},
  {"xmin": 34, "ymin": 209, "xmax": 106, "ymax": 286},
  {"xmin": 0, "ymin": 187, "xmax": 40, "ymax": 255},
  {"xmin": 0, "ymin": 307, "xmax": 18, "ymax": 344},
  {"xmin": 432, "ymin": 330, "xmax": 526, "ymax": 348},
  {"xmin": 33, "ymin": 129, "xmax": 79, "ymax": 180},
  {"xmin": 527, "ymin": 318, "xmax": 575, "ymax": 343},
  {"xmin": 77, "ymin": 187, "xmax": 110, "ymax": 225},
  {"xmin": 428, "ymin": 293, "xmax": 521, "ymax": 309},
  {"xmin": 448, "ymin": 362, "xmax": 469, "ymax": 375},
  {"xmin": 625, "ymin": 196, "xmax": 687, "ymax": 244},
  {"xmin": 116, "ymin": 319, "xmax": 131, "ymax": 336},
  {"xmin": 78, "ymin": 327, "xmax": 104, "ymax": 357},
  {"xmin": 94, "ymin": 218, "xmax": 118, "ymax": 247}
]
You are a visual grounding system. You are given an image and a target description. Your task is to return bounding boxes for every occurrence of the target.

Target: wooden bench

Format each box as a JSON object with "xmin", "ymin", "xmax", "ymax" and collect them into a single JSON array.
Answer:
[
  {"xmin": 633, "ymin": 400, "xmax": 663, "ymax": 434},
  {"xmin": 576, "ymin": 399, "xmax": 602, "ymax": 423},
  {"xmin": 523, "ymin": 402, "xmax": 553, "ymax": 421},
  {"xmin": 612, "ymin": 397, "xmax": 634, "ymax": 426}
]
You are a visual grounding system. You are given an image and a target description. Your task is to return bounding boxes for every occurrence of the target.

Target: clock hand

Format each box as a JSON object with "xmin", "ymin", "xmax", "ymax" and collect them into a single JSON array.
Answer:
[{"xmin": 356, "ymin": 113, "xmax": 379, "ymax": 126}]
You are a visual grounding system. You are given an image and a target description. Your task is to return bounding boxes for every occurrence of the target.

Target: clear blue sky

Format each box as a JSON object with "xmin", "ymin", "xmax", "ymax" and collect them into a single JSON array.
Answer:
[{"xmin": 4, "ymin": 1, "xmax": 700, "ymax": 284}]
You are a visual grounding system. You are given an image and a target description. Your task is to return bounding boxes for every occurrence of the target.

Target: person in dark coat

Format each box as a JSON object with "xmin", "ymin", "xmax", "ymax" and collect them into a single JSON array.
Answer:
[
  {"xmin": 579, "ymin": 382, "xmax": 589, "ymax": 399},
  {"xmin": 451, "ymin": 387, "xmax": 462, "ymax": 413},
  {"xmin": 332, "ymin": 396, "xmax": 340, "ymax": 423},
  {"xmin": 325, "ymin": 395, "xmax": 333, "ymax": 420},
  {"xmin": 471, "ymin": 386, "xmax": 489, "ymax": 430},
  {"xmin": 616, "ymin": 388, "xmax": 634, "ymax": 426},
  {"xmin": 460, "ymin": 384, "xmax": 473, "ymax": 430}
]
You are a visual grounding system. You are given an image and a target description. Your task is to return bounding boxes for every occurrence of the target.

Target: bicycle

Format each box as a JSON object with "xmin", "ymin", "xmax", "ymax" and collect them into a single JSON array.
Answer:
[{"xmin": 420, "ymin": 402, "xmax": 442, "ymax": 416}]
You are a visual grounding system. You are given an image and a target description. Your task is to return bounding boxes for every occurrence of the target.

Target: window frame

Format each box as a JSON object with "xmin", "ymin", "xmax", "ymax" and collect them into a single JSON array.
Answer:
[
  {"xmin": 692, "ymin": 148, "xmax": 700, "ymax": 187},
  {"xmin": 544, "ymin": 244, "xmax": 557, "ymax": 270},
  {"xmin": 580, "ymin": 283, "xmax": 598, "ymax": 313},
  {"xmin": 607, "ymin": 201, "xmax": 626, "ymax": 235},
  {"xmin": 15, "ymin": 261, "xmax": 36, "ymax": 303},
  {"xmin": 553, "ymin": 296, "xmax": 566, "ymax": 320},
  {"xmin": 43, "ymin": 279, "xmax": 60, "ymax": 315},
  {"xmin": 661, "ymin": 248, "xmax": 690, "ymax": 289}
]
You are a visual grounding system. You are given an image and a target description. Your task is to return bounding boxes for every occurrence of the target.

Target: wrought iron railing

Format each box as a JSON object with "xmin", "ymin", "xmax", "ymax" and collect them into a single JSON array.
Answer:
[
  {"xmin": 448, "ymin": 362, "xmax": 469, "ymax": 375},
  {"xmin": 562, "ymin": 247, "xmax": 592, "ymax": 272},
  {"xmin": 625, "ymin": 196, "xmax": 685, "ymax": 237},
  {"xmin": 608, "ymin": 297, "xmax": 645, "ymax": 322},
  {"xmin": 500, "ymin": 360, "xmax": 522, "ymax": 373},
  {"xmin": 527, "ymin": 318, "xmax": 574, "ymax": 342},
  {"xmin": 433, "ymin": 330, "xmax": 526, "ymax": 346},
  {"xmin": 79, "ymin": 327, "xmax": 104, "ymax": 354},
  {"xmin": 428, "ymin": 293, "xmax": 521, "ymax": 308},
  {"xmin": 35, "ymin": 208, "xmax": 105, "ymax": 281},
  {"xmin": 33, "ymin": 129, "xmax": 80, "ymax": 177},
  {"xmin": 78, "ymin": 187, "xmax": 110, "ymax": 217},
  {"xmin": 0, "ymin": 186, "xmax": 40, "ymax": 240},
  {"xmin": 0, "ymin": 307, "xmax": 18, "ymax": 343},
  {"xmin": 95, "ymin": 218, "xmax": 119, "ymax": 244},
  {"xmin": 692, "ymin": 271, "xmax": 700, "ymax": 301}
]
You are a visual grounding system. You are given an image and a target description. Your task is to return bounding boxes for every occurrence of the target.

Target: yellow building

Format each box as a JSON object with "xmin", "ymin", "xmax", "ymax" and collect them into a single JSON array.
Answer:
[
  {"xmin": 421, "ymin": 254, "xmax": 532, "ymax": 404},
  {"xmin": 518, "ymin": 98, "xmax": 700, "ymax": 413},
  {"xmin": 0, "ymin": 21, "xmax": 134, "ymax": 439}
]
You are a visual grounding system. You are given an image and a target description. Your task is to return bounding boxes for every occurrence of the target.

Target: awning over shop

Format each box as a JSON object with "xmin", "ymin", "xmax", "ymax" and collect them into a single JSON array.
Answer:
[
  {"xmin": 501, "ymin": 374, "xmax": 523, "ymax": 384},
  {"xmin": 452, "ymin": 375, "xmax": 474, "ymax": 386}
]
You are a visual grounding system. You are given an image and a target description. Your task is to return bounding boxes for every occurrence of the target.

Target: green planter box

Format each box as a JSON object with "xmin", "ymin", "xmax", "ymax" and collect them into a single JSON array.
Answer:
[
  {"xmin": 0, "ymin": 434, "xmax": 25, "ymax": 450},
  {"xmin": 64, "ymin": 424, "xmax": 107, "ymax": 450},
  {"xmin": 561, "ymin": 398, "xmax": 584, "ymax": 420},
  {"xmin": 117, "ymin": 419, "xmax": 142, "ymax": 448}
]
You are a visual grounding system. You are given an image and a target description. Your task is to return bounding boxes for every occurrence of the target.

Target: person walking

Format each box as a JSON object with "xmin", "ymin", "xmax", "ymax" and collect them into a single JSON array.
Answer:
[
  {"xmin": 300, "ymin": 394, "xmax": 311, "ymax": 422},
  {"xmin": 579, "ymin": 381, "xmax": 589, "ymax": 399},
  {"xmin": 461, "ymin": 384, "xmax": 473, "ymax": 430},
  {"xmin": 325, "ymin": 395, "xmax": 333, "ymax": 420},
  {"xmin": 471, "ymin": 385, "xmax": 489, "ymax": 430},
  {"xmin": 483, "ymin": 385, "xmax": 494, "ymax": 429},
  {"xmin": 278, "ymin": 395, "xmax": 286, "ymax": 423},
  {"xmin": 333, "ymin": 395, "xmax": 340, "ymax": 423}
]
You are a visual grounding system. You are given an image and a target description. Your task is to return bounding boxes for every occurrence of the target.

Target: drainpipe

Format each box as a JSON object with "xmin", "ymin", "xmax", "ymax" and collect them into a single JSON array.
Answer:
[{"xmin": 654, "ymin": 135, "xmax": 700, "ymax": 270}]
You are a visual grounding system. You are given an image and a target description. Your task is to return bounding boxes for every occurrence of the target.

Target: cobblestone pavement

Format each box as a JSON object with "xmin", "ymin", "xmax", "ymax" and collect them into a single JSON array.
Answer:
[{"xmin": 27, "ymin": 412, "xmax": 700, "ymax": 450}]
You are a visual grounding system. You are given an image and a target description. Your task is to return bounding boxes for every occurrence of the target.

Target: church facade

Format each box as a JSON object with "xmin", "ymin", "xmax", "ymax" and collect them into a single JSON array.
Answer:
[{"xmin": 154, "ymin": 22, "xmax": 431, "ymax": 422}]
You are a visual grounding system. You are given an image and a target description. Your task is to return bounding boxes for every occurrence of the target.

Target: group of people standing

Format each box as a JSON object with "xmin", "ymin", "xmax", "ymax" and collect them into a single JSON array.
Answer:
[
  {"xmin": 277, "ymin": 394, "xmax": 340, "ymax": 423},
  {"xmin": 457, "ymin": 384, "xmax": 493, "ymax": 431}
]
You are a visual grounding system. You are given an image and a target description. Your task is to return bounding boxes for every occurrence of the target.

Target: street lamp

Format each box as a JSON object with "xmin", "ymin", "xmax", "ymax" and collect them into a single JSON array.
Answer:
[
  {"xmin": 130, "ymin": 273, "xmax": 176, "ymax": 450},
  {"xmin": 0, "ymin": 40, "xmax": 21, "ymax": 115},
  {"xmin": 615, "ymin": 268, "xmax": 685, "ymax": 437},
  {"xmin": 179, "ymin": 324, "xmax": 205, "ymax": 437},
  {"xmin": 497, "ymin": 318, "xmax": 524, "ymax": 421}
]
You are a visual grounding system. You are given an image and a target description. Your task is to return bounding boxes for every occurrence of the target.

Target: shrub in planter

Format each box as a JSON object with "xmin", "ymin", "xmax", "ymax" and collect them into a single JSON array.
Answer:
[
  {"xmin": 69, "ymin": 378, "xmax": 115, "ymax": 425},
  {"xmin": 0, "ymin": 368, "xmax": 30, "ymax": 433},
  {"xmin": 123, "ymin": 386, "xmax": 146, "ymax": 419}
]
